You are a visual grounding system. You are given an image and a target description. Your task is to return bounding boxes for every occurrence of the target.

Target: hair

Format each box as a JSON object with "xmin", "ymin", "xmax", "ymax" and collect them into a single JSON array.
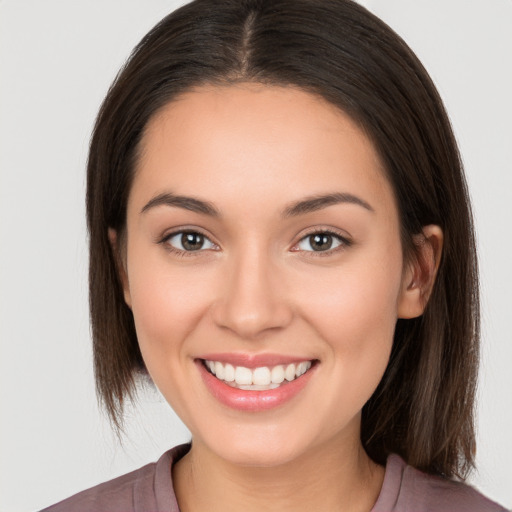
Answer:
[{"xmin": 86, "ymin": 0, "xmax": 479, "ymax": 479}]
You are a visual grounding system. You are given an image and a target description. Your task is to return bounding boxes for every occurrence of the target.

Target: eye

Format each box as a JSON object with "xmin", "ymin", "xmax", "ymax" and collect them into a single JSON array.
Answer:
[
  {"xmin": 164, "ymin": 231, "xmax": 217, "ymax": 252},
  {"xmin": 295, "ymin": 231, "xmax": 348, "ymax": 252}
]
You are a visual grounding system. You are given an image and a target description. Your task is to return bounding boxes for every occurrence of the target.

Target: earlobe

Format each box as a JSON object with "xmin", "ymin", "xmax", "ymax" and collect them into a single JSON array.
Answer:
[
  {"xmin": 397, "ymin": 225, "xmax": 443, "ymax": 319},
  {"xmin": 108, "ymin": 228, "xmax": 132, "ymax": 309}
]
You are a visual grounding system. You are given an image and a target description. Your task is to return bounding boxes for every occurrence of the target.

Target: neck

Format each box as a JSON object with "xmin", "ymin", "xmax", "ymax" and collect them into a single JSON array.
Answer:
[{"xmin": 173, "ymin": 433, "xmax": 384, "ymax": 512}]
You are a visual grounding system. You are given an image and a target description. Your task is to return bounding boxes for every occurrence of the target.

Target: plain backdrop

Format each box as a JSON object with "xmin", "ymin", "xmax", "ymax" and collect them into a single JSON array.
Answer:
[{"xmin": 1, "ymin": 1, "xmax": 511, "ymax": 511}]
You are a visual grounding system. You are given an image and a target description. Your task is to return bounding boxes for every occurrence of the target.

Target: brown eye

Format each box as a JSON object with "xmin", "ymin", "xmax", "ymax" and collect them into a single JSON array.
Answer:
[
  {"xmin": 165, "ymin": 231, "xmax": 216, "ymax": 252},
  {"xmin": 296, "ymin": 232, "xmax": 346, "ymax": 252},
  {"xmin": 309, "ymin": 234, "xmax": 334, "ymax": 251},
  {"xmin": 181, "ymin": 232, "xmax": 204, "ymax": 251}
]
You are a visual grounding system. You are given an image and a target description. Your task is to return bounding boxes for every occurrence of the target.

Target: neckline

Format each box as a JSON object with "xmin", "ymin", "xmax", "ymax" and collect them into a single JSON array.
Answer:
[{"xmin": 158, "ymin": 444, "xmax": 404, "ymax": 512}]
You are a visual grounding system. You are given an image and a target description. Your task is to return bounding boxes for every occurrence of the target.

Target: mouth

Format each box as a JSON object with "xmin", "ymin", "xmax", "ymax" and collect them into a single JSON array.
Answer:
[
  {"xmin": 196, "ymin": 353, "xmax": 319, "ymax": 411},
  {"xmin": 201, "ymin": 359, "xmax": 315, "ymax": 391}
]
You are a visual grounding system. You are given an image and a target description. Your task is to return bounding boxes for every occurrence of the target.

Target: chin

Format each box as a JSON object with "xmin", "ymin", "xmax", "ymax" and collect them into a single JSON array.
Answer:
[{"xmin": 197, "ymin": 423, "xmax": 321, "ymax": 468}]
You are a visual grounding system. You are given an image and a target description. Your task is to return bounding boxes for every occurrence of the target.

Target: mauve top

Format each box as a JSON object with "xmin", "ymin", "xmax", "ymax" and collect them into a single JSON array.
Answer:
[{"xmin": 41, "ymin": 444, "xmax": 507, "ymax": 512}]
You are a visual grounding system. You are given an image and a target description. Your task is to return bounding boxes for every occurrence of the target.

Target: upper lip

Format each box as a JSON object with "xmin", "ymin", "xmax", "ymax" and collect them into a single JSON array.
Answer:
[{"xmin": 197, "ymin": 353, "xmax": 316, "ymax": 368}]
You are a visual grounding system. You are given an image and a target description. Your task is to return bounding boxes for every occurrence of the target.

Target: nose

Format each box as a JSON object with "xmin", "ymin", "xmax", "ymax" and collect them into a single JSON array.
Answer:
[{"xmin": 211, "ymin": 247, "xmax": 293, "ymax": 340}]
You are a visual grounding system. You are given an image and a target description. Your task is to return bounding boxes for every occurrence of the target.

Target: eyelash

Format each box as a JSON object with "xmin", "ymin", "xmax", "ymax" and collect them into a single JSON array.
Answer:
[
  {"xmin": 292, "ymin": 228, "xmax": 352, "ymax": 257},
  {"xmin": 159, "ymin": 228, "xmax": 352, "ymax": 258},
  {"xmin": 159, "ymin": 229, "xmax": 218, "ymax": 258}
]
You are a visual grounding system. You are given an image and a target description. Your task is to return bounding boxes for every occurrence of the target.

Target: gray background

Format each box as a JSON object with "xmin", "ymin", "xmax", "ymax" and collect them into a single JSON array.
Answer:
[{"xmin": 1, "ymin": 1, "xmax": 511, "ymax": 510}]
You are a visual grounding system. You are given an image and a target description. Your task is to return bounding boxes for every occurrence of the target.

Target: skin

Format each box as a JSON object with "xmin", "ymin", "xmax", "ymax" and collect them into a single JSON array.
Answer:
[{"xmin": 113, "ymin": 84, "xmax": 442, "ymax": 512}]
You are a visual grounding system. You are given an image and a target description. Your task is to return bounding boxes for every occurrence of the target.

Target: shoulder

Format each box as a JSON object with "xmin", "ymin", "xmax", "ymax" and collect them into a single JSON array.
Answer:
[
  {"xmin": 39, "ymin": 461, "xmax": 159, "ymax": 512},
  {"xmin": 40, "ymin": 444, "xmax": 189, "ymax": 512},
  {"xmin": 373, "ymin": 454, "xmax": 508, "ymax": 512}
]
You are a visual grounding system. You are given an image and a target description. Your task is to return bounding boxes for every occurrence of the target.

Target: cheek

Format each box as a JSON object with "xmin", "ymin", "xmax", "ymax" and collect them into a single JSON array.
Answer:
[
  {"xmin": 299, "ymin": 257, "xmax": 401, "ymax": 334},
  {"xmin": 125, "ymin": 254, "xmax": 217, "ymax": 420},
  {"xmin": 293, "ymin": 251, "xmax": 403, "ymax": 376},
  {"xmin": 294, "ymin": 262, "xmax": 401, "ymax": 425},
  {"xmin": 126, "ymin": 251, "xmax": 214, "ymax": 359}
]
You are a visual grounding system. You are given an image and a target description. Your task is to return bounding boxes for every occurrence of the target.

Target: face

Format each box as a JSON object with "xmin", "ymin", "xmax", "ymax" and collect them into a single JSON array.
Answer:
[{"xmin": 119, "ymin": 84, "xmax": 423, "ymax": 467}]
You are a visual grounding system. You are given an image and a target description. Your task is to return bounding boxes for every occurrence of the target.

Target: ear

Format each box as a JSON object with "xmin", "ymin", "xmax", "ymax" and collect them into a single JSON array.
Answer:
[
  {"xmin": 108, "ymin": 228, "xmax": 132, "ymax": 309},
  {"xmin": 397, "ymin": 225, "xmax": 443, "ymax": 319}
]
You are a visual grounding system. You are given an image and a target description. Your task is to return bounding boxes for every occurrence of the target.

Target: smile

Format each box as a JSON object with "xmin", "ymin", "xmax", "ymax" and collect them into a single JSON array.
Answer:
[{"xmin": 203, "ymin": 360, "xmax": 313, "ymax": 390}]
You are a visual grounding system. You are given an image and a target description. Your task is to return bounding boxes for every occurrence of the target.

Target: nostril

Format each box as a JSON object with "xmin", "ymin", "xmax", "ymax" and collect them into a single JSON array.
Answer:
[{"xmin": 211, "ymin": 296, "xmax": 293, "ymax": 340}]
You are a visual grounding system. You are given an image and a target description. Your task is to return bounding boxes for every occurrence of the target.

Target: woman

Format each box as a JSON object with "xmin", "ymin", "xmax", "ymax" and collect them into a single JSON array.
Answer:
[{"xmin": 42, "ymin": 0, "xmax": 507, "ymax": 510}]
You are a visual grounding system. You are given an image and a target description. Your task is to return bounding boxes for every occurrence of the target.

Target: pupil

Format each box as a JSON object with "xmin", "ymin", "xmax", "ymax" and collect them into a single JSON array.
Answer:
[
  {"xmin": 182, "ymin": 232, "xmax": 204, "ymax": 251},
  {"xmin": 311, "ymin": 234, "xmax": 332, "ymax": 251}
]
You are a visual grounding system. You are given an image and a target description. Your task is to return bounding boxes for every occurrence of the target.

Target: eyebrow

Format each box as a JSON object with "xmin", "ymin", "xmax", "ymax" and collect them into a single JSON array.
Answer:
[
  {"xmin": 282, "ymin": 192, "xmax": 374, "ymax": 217},
  {"xmin": 141, "ymin": 192, "xmax": 220, "ymax": 217},
  {"xmin": 140, "ymin": 191, "xmax": 374, "ymax": 217}
]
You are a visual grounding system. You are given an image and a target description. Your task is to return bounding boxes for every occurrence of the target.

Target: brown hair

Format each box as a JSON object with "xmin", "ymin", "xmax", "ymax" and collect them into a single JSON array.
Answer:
[{"xmin": 87, "ymin": 0, "xmax": 479, "ymax": 479}]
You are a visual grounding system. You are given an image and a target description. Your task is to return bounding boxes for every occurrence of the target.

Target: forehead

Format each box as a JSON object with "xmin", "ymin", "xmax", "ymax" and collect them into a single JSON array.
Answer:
[{"xmin": 131, "ymin": 84, "xmax": 395, "ymax": 218}]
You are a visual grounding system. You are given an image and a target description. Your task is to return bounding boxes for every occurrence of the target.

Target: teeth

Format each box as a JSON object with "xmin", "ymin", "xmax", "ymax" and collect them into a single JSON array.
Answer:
[
  {"xmin": 205, "ymin": 360, "xmax": 312, "ymax": 390},
  {"xmin": 271, "ymin": 365, "xmax": 285, "ymax": 384},
  {"xmin": 214, "ymin": 361, "xmax": 225, "ymax": 380},
  {"xmin": 285, "ymin": 363, "xmax": 296, "ymax": 381},
  {"xmin": 224, "ymin": 363, "xmax": 235, "ymax": 382},
  {"xmin": 234, "ymin": 366, "xmax": 252, "ymax": 385},
  {"xmin": 233, "ymin": 383, "xmax": 281, "ymax": 390},
  {"xmin": 253, "ymin": 367, "xmax": 271, "ymax": 386},
  {"xmin": 296, "ymin": 361, "xmax": 308, "ymax": 377}
]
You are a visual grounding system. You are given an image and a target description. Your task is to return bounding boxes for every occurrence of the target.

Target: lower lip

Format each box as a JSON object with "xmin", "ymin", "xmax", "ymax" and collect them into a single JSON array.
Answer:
[{"xmin": 197, "ymin": 360, "xmax": 316, "ymax": 412}]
